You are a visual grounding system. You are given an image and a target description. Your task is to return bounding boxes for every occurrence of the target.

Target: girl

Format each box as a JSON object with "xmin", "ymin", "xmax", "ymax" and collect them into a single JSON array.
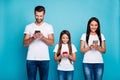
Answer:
[
  {"xmin": 54, "ymin": 30, "xmax": 77, "ymax": 80},
  {"xmin": 80, "ymin": 17, "xmax": 106, "ymax": 80}
]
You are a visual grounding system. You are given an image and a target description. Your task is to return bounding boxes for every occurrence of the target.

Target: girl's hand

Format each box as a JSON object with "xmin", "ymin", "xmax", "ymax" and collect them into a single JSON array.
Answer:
[
  {"xmin": 94, "ymin": 44, "xmax": 99, "ymax": 49},
  {"xmin": 89, "ymin": 44, "xmax": 94, "ymax": 49},
  {"xmin": 89, "ymin": 44, "xmax": 99, "ymax": 50}
]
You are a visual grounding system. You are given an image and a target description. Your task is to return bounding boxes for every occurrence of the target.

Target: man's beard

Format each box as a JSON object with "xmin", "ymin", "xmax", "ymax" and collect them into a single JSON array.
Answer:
[{"xmin": 36, "ymin": 19, "xmax": 43, "ymax": 24}]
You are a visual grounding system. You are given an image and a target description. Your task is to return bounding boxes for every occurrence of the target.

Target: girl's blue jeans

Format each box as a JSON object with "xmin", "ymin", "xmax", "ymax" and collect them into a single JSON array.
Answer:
[{"xmin": 58, "ymin": 70, "xmax": 74, "ymax": 80}]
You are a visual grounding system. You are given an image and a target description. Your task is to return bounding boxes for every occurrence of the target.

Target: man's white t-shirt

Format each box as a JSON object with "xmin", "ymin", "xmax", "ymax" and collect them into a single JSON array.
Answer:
[
  {"xmin": 80, "ymin": 33, "xmax": 105, "ymax": 63},
  {"xmin": 53, "ymin": 44, "xmax": 77, "ymax": 71},
  {"xmin": 24, "ymin": 22, "xmax": 54, "ymax": 61}
]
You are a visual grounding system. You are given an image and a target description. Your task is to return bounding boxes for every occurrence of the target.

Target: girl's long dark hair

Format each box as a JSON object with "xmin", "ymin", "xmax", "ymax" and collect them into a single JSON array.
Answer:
[
  {"xmin": 86, "ymin": 17, "xmax": 102, "ymax": 46},
  {"xmin": 57, "ymin": 30, "xmax": 72, "ymax": 63}
]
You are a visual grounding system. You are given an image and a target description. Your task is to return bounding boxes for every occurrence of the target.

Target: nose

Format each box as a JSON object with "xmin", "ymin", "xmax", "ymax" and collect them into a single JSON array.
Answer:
[{"xmin": 37, "ymin": 16, "xmax": 42, "ymax": 20}]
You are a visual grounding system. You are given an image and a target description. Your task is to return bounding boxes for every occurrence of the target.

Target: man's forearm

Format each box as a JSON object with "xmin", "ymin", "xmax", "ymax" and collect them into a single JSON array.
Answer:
[
  {"xmin": 42, "ymin": 37, "xmax": 54, "ymax": 46},
  {"xmin": 23, "ymin": 37, "xmax": 34, "ymax": 46}
]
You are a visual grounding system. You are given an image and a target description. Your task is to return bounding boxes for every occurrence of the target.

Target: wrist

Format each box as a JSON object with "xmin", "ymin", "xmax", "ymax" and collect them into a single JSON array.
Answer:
[
  {"xmin": 68, "ymin": 55, "xmax": 72, "ymax": 59},
  {"xmin": 59, "ymin": 55, "xmax": 62, "ymax": 59},
  {"xmin": 30, "ymin": 36, "xmax": 34, "ymax": 42},
  {"xmin": 88, "ymin": 46, "xmax": 91, "ymax": 50},
  {"xmin": 31, "ymin": 36, "xmax": 35, "ymax": 40},
  {"xmin": 96, "ymin": 46, "xmax": 100, "ymax": 50},
  {"xmin": 31, "ymin": 36, "xmax": 34, "ymax": 39},
  {"xmin": 40, "ymin": 36, "xmax": 45, "ymax": 41}
]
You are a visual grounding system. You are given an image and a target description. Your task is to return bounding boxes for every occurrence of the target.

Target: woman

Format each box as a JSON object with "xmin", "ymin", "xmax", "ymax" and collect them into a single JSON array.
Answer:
[{"xmin": 80, "ymin": 17, "xmax": 106, "ymax": 80}]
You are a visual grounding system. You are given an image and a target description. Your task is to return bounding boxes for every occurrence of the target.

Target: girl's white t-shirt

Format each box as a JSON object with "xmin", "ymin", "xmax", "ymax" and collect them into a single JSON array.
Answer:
[
  {"xmin": 80, "ymin": 33, "xmax": 105, "ymax": 63},
  {"xmin": 53, "ymin": 44, "xmax": 77, "ymax": 71},
  {"xmin": 24, "ymin": 22, "xmax": 54, "ymax": 61}
]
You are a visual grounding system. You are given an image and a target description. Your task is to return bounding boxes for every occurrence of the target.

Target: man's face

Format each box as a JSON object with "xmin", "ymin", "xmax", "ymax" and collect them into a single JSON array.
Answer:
[{"xmin": 35, "ymin": 11, "xmax": 44, "ymax": 23}]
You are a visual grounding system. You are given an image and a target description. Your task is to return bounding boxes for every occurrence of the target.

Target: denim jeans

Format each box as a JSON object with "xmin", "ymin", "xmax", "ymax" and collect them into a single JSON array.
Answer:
[
  {"xmin": 26, "ymin": 60, "xmax": 49, "ymax": 80},
  {"xmin": 58, "ymin": 70, "xmax": 74, "ymax": 80},
  {"xmin": 83, "ymin": 63, "xmax": 104, "ymax": 80}
]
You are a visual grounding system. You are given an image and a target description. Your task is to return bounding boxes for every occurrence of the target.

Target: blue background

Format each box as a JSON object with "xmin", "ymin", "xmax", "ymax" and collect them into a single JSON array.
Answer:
[{"xmin": 0, "ymin": 0, "xmax": 120, "ymax": 80}]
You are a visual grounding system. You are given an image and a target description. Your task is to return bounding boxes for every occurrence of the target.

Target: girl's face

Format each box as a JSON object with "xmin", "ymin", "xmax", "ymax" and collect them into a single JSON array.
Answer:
[
  {"xmin": 61, "ymin": 34, "xmax": 69, "ymax": 44},
  {"xmin": 90, "ymin": 20, "xmax": 98, "ymax": 33}
]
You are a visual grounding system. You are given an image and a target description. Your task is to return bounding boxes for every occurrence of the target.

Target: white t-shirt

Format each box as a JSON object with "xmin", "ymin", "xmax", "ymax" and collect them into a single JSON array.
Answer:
[
  {"xmin": 24, "ymin": 22, "xmax": 54, "ymax": 61},
  {"xmin": 80, "ymin": 33, "xmax": 105, "ymax": 63},
  {"xmin": 53, "ymin": 44, "xmax": 77, "ymax": 71}
]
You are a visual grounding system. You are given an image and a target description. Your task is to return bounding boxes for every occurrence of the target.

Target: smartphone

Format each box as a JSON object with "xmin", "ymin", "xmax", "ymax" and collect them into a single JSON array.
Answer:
[
  {"xmin": 93, "ymin": 40, "xmax": 98, "ymax": 44},
  {"xmin": 34, "ymin": 30, "xmax": 40, "ymax": 34},
  {"xmin": 63, "ymin": 51, "xmax": 68, "ymax": 54}
]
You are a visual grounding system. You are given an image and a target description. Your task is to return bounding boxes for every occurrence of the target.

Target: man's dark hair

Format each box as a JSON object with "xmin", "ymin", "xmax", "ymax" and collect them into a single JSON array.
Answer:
[{"xmin": 34, "ymin": 6, "xmax": 45, "ymax": 14}]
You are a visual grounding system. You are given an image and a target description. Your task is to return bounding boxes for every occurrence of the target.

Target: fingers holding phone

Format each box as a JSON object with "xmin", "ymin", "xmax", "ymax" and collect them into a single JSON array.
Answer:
[
  {"xmin": 90, "ymin": 40, "xmax": 99, "ymax": 49},
  {"xmin": 33, "ymin": 30, "xmax": 43, "ymax": 39},
  {"xmin": 93, "ymin": 40, "xmax": 99, "ymax": 48}
]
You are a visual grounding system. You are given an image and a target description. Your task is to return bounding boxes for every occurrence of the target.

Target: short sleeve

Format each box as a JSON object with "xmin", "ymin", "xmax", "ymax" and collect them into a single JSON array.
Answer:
[
  {"xmin": 53, "ymin": 44, "xmax": 59, "ymax": 53},
  {"xmin": 24, "ymin": 25, "xmax": 30, "ymax": 35},
  {"xmin": 101, "ymin": 33, "xmax": 105, "ymax": 41},
  {"xmin": 72, "ymin": 44, "xmax": 77, "ymax": 53},
  {"xmin": 80, "ymin": 33, "xmax": 86, "ymax": 41},
  {"xmin": 48, "ymin": 24, "xmax": 54, "ymax": 34}
]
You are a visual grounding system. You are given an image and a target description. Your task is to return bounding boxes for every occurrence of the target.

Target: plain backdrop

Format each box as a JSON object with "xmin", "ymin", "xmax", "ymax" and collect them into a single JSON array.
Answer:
[{"xmin": 0, "ymin": 0, "xmax": 120, "ymax": 80}]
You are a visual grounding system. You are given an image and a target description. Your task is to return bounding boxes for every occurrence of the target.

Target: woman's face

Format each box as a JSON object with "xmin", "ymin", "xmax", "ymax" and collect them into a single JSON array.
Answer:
[
  {"xmin": 61, "ymin": 34, "xmax": 69, "ymax": 44},
  {"xmin": 90, "ymin": 20, "xmax": 98, "ymax": 33}
]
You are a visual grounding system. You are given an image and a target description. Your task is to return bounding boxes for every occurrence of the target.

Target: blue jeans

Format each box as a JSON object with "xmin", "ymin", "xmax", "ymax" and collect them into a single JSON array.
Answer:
[
  {"xmin": 58, "ymin": 70, "xmax": 74, "ymax": 80},
  {"xmin": 83, "ymin": 63, "xmax": 104, "ymax": 80},
  {"xmin": 26, "ymin": 60, "xmax": 49, "ymax": 80}
]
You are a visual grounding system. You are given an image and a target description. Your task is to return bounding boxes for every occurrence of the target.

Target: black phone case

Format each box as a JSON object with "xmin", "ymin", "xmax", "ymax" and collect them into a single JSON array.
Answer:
[{"xmin": 35, "ymin": 30, "xmax": 40, "ymax": 34}]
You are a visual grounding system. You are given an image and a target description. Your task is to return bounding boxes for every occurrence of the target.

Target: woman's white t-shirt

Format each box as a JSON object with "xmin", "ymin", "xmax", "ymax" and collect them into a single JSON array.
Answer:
[
  {"xmin": 80, "ymin": 33, "xmax": 105, "ymax": 63},
  {"xmin": 53, "ymin": 44, "xmax": 77, "ymax": 71}
]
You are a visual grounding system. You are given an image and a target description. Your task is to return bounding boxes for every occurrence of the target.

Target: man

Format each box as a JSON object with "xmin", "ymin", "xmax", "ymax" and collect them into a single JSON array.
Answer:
[{"xmin": 23, "ymin": 6, "xmax": 54, "ymax": 80}]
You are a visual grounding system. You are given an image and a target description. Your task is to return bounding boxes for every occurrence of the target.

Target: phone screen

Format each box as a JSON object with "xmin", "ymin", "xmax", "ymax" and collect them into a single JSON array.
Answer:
[
  {"xmin": 63, "ymin": 51, "xmax": 68, "ymax": 54},
  {"xmin": 93, "ymin": 40, "xmax": 98, "ymax": 44},
  {"xmin": 35, "ymin": 30, "xmax": 40, "ymax": 34}
]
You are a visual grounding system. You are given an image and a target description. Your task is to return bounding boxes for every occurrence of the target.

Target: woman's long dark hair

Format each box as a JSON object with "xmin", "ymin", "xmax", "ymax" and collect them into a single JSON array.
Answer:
[
  {"xmin": 86, "ymin": 17, "xmax": 102, "ymax": 46},
  {"xmin": 57, "ymin": 30, "xmax": 72, "ymax": 63}
]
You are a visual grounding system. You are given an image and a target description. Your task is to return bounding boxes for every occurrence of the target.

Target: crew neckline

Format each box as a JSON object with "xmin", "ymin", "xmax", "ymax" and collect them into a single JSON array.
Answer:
[{"xmin": 34, "ymin": 22, "xmax": 45, "ymax": 27}]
